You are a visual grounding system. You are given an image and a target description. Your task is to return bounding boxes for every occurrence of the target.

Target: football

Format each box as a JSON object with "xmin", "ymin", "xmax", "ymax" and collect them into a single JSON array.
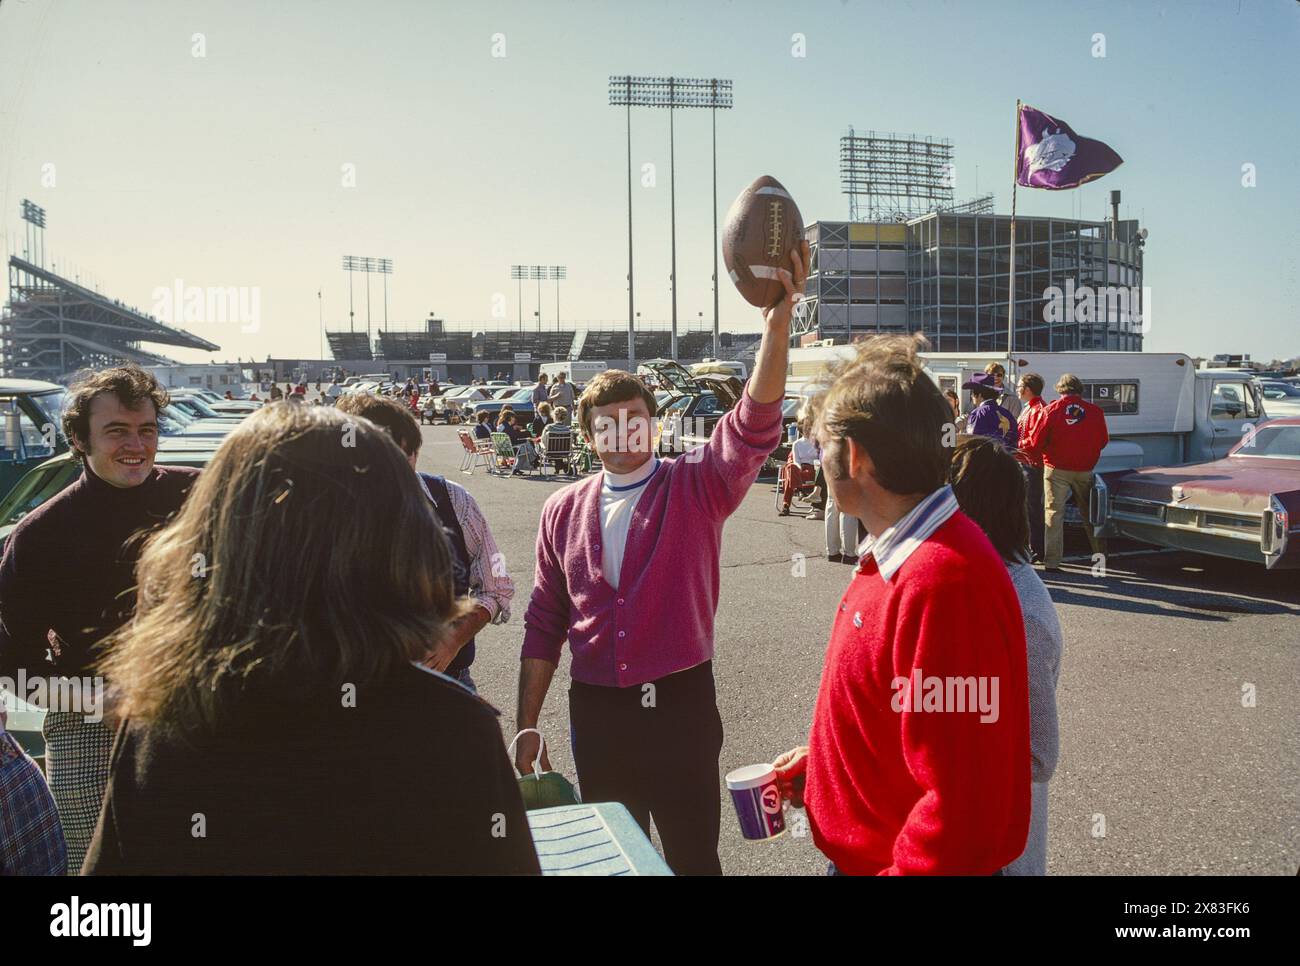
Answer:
[{"xmin": 721, "ymin": 175, "xmax": 805, "ymax": 308}]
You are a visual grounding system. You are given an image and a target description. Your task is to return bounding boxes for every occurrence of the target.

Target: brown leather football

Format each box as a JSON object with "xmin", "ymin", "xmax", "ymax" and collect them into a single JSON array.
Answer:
[{"xmin": 722, "ymin": 175, "xmax": 804, "ymax": 308}]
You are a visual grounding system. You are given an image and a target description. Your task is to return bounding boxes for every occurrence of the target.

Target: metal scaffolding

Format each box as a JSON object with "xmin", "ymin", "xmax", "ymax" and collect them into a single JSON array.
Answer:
[{"xmin": 840, "ymin": 129, "xmax": 954, "ymax": 221}]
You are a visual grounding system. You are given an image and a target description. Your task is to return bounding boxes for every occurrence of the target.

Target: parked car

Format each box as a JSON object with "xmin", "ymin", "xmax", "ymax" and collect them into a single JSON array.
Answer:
[
  {"xmin": 1093, "ymin": 416, "xmax": 1300, "ymax": 570},
  {"xmin": 168, "ymin": 394, "xmax": 245, "ymax": 423},
  {"xmin": 1259, "ymin": 381, "xmax": 1300, "ymax": 417},
  {"xmin": 0, "ymin": 378, "xmax": 69, "ymax": 500},
  {"xmin": 463, "ymin": 387, "xmax": 539, "ymax": 427},
  {"xmin": 638, "ymin": 359, "xmax": 744, "ymax": 457},
  {"xmin": 434, "ymin": 385, "xmax": 493, "ymax": 422},
  {"xmin": 186, "ymin": 388, "xmax": 260, "ymax": 415}
]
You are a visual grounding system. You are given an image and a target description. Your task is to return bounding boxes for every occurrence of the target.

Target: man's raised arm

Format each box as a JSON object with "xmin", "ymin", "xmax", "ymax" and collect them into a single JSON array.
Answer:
[{"xmin": 680, "ymin": 241, "xmax": 809, "ymax": 518}]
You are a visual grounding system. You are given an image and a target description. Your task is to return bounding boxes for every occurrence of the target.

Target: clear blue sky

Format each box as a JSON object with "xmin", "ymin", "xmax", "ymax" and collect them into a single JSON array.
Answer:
[{"xmin": 2, "ymin": 0, "xmax": 1296, "ymax": 363}]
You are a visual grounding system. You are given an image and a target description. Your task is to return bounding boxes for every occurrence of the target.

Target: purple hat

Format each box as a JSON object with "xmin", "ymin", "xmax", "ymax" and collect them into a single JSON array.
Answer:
[{"xmin": 961, "ymin": 372, "xmax": 999, "ymax": 392}]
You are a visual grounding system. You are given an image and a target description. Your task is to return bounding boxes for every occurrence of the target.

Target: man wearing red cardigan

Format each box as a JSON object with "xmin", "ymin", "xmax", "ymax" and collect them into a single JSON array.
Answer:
[
  {"xmin": 773, "ymin": 337, "xmax": 1031, "ymax": 875},
  {"xmin": 516, "ymin": 243, "xmax": 808, "ymax": 875}
]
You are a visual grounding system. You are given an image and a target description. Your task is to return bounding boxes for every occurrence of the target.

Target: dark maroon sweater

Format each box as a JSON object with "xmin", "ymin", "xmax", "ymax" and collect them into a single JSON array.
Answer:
[{"xmin": 0, "ymin": 463, "xmax": 198, "ymax": 681}]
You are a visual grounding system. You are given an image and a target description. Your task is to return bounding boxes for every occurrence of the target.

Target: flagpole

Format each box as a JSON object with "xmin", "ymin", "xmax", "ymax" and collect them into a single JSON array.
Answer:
[{"xmin": 1007, "ymin": 99, "xmax": 1021, "ymax": 361}]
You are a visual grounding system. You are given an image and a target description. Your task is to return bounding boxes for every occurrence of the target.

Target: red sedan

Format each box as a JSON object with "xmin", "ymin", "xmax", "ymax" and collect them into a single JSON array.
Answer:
[{"xmin": 1093, "ymin": 417, "xmax": 1300, "ymax": 569}]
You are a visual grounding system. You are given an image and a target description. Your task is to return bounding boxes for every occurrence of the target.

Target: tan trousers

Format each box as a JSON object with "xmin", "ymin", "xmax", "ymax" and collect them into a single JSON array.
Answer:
[{"xmin": 1044, "ymin": 465, "xmax": 1105, "ymax": 568}]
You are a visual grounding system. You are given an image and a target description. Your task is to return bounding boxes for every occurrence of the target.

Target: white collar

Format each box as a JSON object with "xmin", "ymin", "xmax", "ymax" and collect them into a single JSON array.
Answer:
[
  {"xmin": 856, "ymin": 485, "xmax": 959, "ymax": 582},
  {"xmin": 603, "ymin": 457, "xmax": 660, "ymax": 492}
]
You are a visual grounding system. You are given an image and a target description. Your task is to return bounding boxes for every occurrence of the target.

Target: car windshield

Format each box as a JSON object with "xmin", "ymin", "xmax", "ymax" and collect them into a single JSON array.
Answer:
[
  {"xmin": 1236, "ymin": 425, "xmax": 1300, "ymax": 458},
  {"xmin": 184, "ymin": 396, "xmax": 232, "ymax": 418},
  {"xmin": 31, "ymin": 389, "xmax": 68, "ymax": 427},
  {"xmin": 157, "ymin": 410, "xmax": 190, "ymax": 435},
  {"xmin": 511, "ymin": 388, "xmax": 533, "ymax": 402},
  {"xmin": 664, "ymin": 396, "xmax": 693, "ymax": 416},
  {"xmin": 693, "ymin": 393, "xmax": 721, "ymax": 416},
  {"xmin": 163, "ymin": 404, "xmax": 197, "ymax": 427}
]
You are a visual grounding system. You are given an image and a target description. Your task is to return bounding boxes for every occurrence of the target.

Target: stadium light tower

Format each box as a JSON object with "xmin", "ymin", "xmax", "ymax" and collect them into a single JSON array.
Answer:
[
  {"xmin": 610, "ymin": 76, "xmax": 732, "ymax": 362},
  {"xmin": 341, "ymin": 256, "xmax": 391, "ymax": 345},
  {"xmin": 21, "ymin": 199, "xmax": 47, "ymax": 269},
  {"xmin": 530, "ymin": 265, "xmax": 546, "ymax": 332},
  {"xmin": 342, "ymin": 255, "xmax": 362, "ymax": 334},
  {"xmin": 550, "ymin": 265, "xmax": 567, "ymax": 333},
  {"xmin": 510, "ymin": 265, "xmax": 527, "ymax": 333},
  {"xmin": 377, "ymin": 257, "xmax": 393, "ymax": 332}
]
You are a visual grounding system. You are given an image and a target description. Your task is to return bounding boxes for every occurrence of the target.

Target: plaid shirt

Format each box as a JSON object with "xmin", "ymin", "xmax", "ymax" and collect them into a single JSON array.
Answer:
[{"xmin": 0, "ymin": 729, "xmax": 67, "ymax": 875}]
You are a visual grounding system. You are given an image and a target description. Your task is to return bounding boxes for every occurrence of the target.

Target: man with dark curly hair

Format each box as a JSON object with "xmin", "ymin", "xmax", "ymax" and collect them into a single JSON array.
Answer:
[{"xmin": 0, "ymin": 365, "xmax": 198, "ymax": 872}]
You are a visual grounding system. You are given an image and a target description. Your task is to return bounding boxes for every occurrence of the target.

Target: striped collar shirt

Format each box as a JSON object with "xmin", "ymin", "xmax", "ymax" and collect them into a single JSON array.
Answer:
[{"xmin": 855, "ymin": 484, "xmax": 960, "ymax": 582}]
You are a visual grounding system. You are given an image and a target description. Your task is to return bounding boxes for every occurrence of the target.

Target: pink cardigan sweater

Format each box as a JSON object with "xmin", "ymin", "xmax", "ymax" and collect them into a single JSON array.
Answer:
[{"xmin": 522, "ymin": 391, "xmax": 784, "ymax": 687}]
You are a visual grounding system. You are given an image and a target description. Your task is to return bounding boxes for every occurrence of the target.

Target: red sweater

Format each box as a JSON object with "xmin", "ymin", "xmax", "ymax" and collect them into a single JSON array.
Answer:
[
  {"xmin": 1020, "ymin": 393, "xmax": 1109, "ymax": 471},
  {"xmin": 805, "ymin": 512, "xmax": 1030, "ymax": 875}
]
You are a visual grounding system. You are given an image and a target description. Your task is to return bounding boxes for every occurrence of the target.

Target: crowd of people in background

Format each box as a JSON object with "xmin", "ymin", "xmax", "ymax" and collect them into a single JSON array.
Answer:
[
  {"xmin": 774, "ymin": 358, "xmax": 1108, "ymax": 575},
  {"xmin": 1, "ymin": 282, "xmax": 1111, "ymax": 876}
]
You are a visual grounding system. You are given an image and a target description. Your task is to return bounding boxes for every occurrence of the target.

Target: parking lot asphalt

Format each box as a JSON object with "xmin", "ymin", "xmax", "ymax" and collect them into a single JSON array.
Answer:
[{"xmin": 418, "ymin": 424, "xmax": 1300, "ymax": 876}]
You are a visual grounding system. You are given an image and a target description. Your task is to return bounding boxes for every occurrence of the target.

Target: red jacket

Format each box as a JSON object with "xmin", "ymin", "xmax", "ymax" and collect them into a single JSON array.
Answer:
[
  {"xmin": 805, "ymin": 512, "xmax": 1030, "ymax": 875},
  {"xmin": 1015, "ymin": 396, "xmax": 1048, "ymax": 467},
  {"xmin": 1020, "ymin": 393, "xmax": 1109, "ymax": 472}
]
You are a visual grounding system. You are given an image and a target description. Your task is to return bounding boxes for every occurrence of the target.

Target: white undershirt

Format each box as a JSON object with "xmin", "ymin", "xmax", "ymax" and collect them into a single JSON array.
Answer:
[
  {"xmin": 791, "ymin": 437, "xmax": 818, "ymax": 465},
  {"xmin": 599, "ymin": 458, "xmax": 660, "ymax": 590}
]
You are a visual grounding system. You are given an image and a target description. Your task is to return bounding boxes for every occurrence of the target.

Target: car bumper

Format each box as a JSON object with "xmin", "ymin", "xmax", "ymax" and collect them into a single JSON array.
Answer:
[{"xmin": 1093, "ymin": 478, "xmax": 1298, "ymax": 569}]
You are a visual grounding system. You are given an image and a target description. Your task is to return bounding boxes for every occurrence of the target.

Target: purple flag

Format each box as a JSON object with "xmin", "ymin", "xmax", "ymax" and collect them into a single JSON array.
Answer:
[{"xmin": 1017, "ymin": 105, "xmax": 1122, "ymax": 190}]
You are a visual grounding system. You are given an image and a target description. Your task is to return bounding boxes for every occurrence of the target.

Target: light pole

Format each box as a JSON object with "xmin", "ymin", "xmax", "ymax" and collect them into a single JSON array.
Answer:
[
  {"xmin": 609, "ymin": 77, "xmax": 637, "ymax": 368},
  {"xmin": 609, "ymin": 76, "xmax": 733, "ymax": 362},
  {"xmin": 21, "ymin": 200, "xmax": 46, "ymax": 269},
  {"xmin": 342, "ymin": 255, "xmax": 391, "ymax": 348},
  {"xmin": 530, "ymin": 265, "xmax": 546, "ymax": 332},
  {"xmin": 379, "ymin": 257, "xmax": 392, "ymax": 332},
  {"xmin": 550, "ymin": 265, "xmax": 567, "ymax": 333},
  {"xmin": 342, "ymin": 255, "xmax": 360, "ymax": 334},
  {"xmin": 510, "ymin": 265, "xmax": 527, "ymax": 333},
  {"xmin": 669, "ymin": 78, "xmax": 677, "ymax": 360}
]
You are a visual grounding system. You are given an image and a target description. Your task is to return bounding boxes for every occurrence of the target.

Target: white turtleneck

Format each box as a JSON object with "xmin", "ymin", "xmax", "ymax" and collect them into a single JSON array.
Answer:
[{"xmin": 599, "ymin": 457, "xmax": 661, "ymax": 590}]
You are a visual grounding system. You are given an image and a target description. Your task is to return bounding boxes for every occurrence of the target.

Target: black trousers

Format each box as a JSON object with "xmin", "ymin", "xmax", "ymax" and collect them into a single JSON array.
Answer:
[
  {"xmin": 568, "ymin": 661, "xmax": 724, "ymax": 876},
  {"xmin": 1022, "ymin": 463, "xmax": 1045, "ymax": 559}
]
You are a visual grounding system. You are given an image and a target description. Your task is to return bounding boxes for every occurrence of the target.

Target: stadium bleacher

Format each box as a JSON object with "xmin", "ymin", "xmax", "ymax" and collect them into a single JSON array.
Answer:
[
  {"xmin": 578, "ymin": 331, "xmax": 623, "ymax": 361},
  {"xmin": 326, "ymin": 332, "xmax": 372, "ymax": 361},
  {"xmin": 324, "ymin": 325, "xmax": 759, "ymax": 368},
  {"xmin": 677, "ymin": 332, "xmax": 715, "ymax": 359}
]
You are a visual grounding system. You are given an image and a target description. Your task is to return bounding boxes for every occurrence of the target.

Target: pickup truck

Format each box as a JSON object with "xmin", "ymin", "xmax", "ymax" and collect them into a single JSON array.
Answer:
[
  {"xmin": 0, "ymin": 379, "xmax": 70, "ymax": 501},
  {"xmin": 788, "ymin": 349, "xmax": 1272, "ymax": 472}
]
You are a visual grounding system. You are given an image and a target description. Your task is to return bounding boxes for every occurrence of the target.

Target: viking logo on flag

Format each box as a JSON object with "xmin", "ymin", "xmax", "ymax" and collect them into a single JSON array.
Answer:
[{"xmin": 1017, "ymin": 105, "xmax": 1122, "ymax": 190}]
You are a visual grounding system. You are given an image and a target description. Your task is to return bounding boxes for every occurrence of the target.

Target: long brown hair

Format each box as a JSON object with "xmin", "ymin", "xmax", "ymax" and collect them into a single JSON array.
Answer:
[
  {"xmin": 948, "ymin": 435, "xmax": 1030, "ymax": 564},
  {"xmin": 100, "ymin": 403, "xmax": 470, "ymax": 732}
]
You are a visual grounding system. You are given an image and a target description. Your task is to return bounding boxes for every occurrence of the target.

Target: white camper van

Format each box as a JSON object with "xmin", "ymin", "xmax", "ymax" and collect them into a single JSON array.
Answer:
[
  {"xmin": 787, "ymin": 347, "xmax": 1270, "ymax": 472},
  {"xmin": 538, "ymin": 361, "xmax": 607, "ymax": 388}
]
